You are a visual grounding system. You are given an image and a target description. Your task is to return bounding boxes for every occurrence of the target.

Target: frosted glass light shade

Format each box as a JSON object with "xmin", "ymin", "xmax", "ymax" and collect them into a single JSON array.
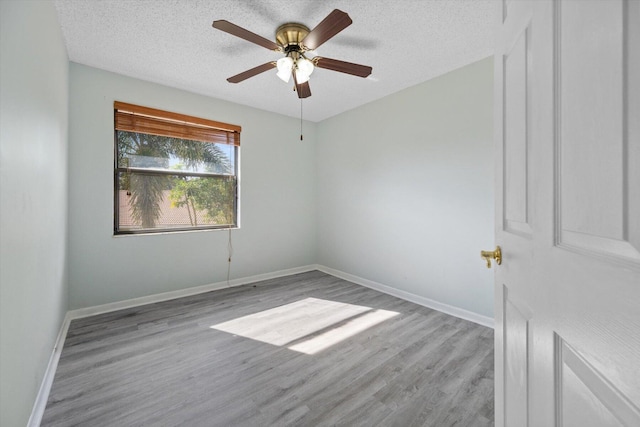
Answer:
[
  {"xmin": 297, "ymin": 57, "xmax": 314, "ymax": 76},
  {"xmin": 294, "ymin": 57, "xmax": 314, "ymax": 84},
  {"xmin": 276, "ymin": 57, "xmax": 294, "ymax": 83},
  {"xmin": 294, "ymin": 68, "xmax": 310, "ymax": 84}
]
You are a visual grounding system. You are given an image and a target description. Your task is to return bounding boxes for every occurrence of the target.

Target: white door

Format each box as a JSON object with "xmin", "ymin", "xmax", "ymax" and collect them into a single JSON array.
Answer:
[{"xmin": 494, "ymin": 0, "xmax": 640, "ymax": 426}]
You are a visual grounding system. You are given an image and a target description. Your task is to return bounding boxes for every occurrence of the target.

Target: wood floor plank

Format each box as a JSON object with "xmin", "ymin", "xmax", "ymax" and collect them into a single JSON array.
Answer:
[{"xmin": 41, "ymin": 270, "xmax": 493, "ymax": 426}]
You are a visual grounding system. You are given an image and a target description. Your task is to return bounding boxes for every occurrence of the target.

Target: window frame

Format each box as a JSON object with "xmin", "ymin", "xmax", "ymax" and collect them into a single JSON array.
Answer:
[{"xmin": 113, "ymin": 102, "xmax": 241, "ymax": 236}]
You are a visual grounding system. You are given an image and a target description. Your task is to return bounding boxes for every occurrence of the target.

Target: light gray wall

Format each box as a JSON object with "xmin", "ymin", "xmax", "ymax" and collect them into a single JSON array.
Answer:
[
  {"xmin": 0, "ymin": 1, "xmax": 69, "ymax": 426},
  {"xmin": 316, "ymin": 57, "xmax": 494, "ymax": 317},
  {"xmin": 68, "ymin": 64, "xmax": 317, "ymax": 308}
]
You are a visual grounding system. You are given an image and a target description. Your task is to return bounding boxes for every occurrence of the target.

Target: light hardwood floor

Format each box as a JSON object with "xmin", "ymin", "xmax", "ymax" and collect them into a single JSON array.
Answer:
[{"xmin": 41, "ymin": 271, "xmax": 494, "ymax": 426}]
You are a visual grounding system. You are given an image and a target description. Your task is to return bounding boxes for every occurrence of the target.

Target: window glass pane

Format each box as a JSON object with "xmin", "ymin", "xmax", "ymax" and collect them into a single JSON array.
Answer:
[
  {"xmin": 117, "ymin": 131, "xmax": 235, "ymax": 175},
  {"xmin": 117, "ymin": 171, "xmax": 236, "ymax": 232}
]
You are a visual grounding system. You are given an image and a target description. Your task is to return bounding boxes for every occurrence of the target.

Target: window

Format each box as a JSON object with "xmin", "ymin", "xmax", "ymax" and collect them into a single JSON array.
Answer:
[{"xmin": 114, "ymin": 102, "xmax": 240, "ymax": 235}]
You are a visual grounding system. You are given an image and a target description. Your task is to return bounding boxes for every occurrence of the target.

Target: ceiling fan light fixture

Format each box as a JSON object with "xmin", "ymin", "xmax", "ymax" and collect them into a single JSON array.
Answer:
[
  {"xmin": 276, "ymin": 57, "xmax": 294, "ymax": 82},
  {"xmin": 276, "ymin": 69, "xmax": 292, "ymax": 83},
  {"xmin": 297, "ymin": 57, "xmax": 314, "ymax": 76},
  {"xmin": 294, "ymin": 67, "xmax": 310, "ymax": 84},
  {"xmin": 294, "ymin": 57, "xmax": 314, "ymax": 84}
]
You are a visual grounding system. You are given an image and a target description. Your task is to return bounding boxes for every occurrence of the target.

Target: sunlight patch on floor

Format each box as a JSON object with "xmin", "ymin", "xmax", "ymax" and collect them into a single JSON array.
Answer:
[{"xmin": 210, "ymin": 297, "xmax": 399, "ymax": 354}]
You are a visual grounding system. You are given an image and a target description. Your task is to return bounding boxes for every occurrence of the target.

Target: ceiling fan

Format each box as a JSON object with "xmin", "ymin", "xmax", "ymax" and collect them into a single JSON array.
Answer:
[{"xmin": 212, "ymin": 9, "xmax": 373, "ymax": 99}]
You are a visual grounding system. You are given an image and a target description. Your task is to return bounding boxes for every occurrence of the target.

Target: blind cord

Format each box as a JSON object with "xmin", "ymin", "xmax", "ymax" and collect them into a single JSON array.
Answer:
[
  {"xmin": 225, "ymin": 159, "xmax": 235, "ymax": 288},
  {"xmin": 300, "ymin": 100, "xmax": 303, "ymax": 141},
  {"xmin": 226, "ymin": 226, "xmax": 233, "ymax": 287}
]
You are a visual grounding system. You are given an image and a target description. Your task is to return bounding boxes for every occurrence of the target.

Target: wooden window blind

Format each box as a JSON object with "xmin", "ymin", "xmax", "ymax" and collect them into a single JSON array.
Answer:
[{"xmin": 114, "ymin": 101, "xmax": 241, "ymax": 146}]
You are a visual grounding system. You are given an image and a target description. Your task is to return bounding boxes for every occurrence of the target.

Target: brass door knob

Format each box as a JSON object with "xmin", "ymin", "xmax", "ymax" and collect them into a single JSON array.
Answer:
[{"xmin": 480, "ymin": 246, "xmax": 502, "ymax": 268}]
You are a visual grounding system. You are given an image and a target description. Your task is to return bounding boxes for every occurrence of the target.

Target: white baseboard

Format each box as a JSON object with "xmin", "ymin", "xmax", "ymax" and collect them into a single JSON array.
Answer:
[
  {"xmin": 316, "ymin": 265, "xmax": 494, "ymax": 329},
  {"xmin": 66, "ymin": 263, "xmax": 493, "ymax": 327},
  {"xmin": 27, "ymin": 311, "xmax": 72, "ymax": 427},
  {"xmin": 67, "ymin": 265, "xmax": 319, "ymax": 320}
]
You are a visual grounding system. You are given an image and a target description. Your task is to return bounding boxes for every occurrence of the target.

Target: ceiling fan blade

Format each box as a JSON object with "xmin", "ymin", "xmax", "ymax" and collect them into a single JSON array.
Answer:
[
  {"xmin": 293, "ymin": 73, "xmax": 312, "ymax": 98},
  {"xmin": 212, "ymin": 20, "xmax": 280, "ymax": 51},
  {"xmin": 227, "ymin": 62, "xmax": 276, "ymax": 83},
  {"xmin": 296, "ymin": 81, "xmax": 312, "ymax": 98},
  {"xmin": 314, "ymin": 57, "xmax": 372, "ymax": 78},
  {"xmin": 301, "ymin": 9, "xmax": 352, "ymax": 51}
]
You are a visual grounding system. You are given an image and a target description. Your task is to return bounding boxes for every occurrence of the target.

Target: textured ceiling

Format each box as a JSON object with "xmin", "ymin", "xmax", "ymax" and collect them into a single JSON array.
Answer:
[{"xmin": 53, "ymin": 0, "xmax": 498, "ymax": 122}]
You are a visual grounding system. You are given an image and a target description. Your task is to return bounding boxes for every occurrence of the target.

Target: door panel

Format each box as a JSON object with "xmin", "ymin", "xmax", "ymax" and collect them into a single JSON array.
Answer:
[
  {"xmin": 504, "ymin": 289, "xmax": 531, "ymax": 426},
  {"xmin": 557, "ymin": 336, "xmax": 640, "ymax": 426},
  {"xmin": 504, "ymin": 24, "xmax": 533, "ymax": 236},
  {"xmin": 557, "ymin": 0, "xmax": 640, "ymax": 263},
  {"xmin": 560, "ymin": 366, "xmax": 624, "ymax": 427}
]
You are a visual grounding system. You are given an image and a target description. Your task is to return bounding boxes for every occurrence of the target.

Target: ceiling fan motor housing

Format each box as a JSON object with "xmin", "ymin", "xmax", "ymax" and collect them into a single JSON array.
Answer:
[{"xmin": 276, "ymin": 23, "xmax": 310, "ymax": 52}]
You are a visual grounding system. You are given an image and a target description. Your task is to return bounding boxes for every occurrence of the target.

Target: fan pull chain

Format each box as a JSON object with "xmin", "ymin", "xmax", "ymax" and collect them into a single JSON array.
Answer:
[{"xmin": 300, "ymin": 99, "xmax": 304, "ymax": 141}]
